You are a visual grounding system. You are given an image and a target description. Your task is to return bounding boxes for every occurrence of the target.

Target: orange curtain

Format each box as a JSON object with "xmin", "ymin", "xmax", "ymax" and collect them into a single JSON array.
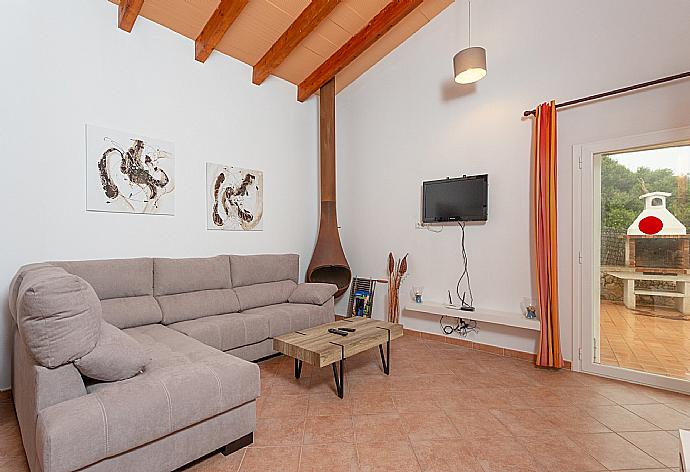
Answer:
[{"xmin": 533, "ymin": 101, "xmax": 563, "ymax": 368}]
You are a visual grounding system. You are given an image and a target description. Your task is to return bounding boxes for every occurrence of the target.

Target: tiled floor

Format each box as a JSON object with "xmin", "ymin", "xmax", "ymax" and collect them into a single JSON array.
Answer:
[
  {"xmin": 1, "ymin": 335, "xmax": 688, "ymax": 471},
  {"xmin": 600, "ymin": 300, "xmax": 690, "ymax": 380}
]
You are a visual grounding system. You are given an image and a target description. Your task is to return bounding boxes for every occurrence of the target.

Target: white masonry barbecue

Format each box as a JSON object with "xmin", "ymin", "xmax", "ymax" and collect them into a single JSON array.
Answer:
[
  {"xmin": 626, "ymin": 192, "xmax": 689, "ymax": 272},
  {"xmin": 607, "ymin": 191, "xmax": 690, "ymax": 315}
]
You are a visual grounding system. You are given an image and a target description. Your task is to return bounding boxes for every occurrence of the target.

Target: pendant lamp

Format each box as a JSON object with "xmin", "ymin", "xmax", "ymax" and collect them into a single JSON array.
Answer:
[{"xmin": 453, "ymin": 0, "xmax": 486, "ymax": 84}]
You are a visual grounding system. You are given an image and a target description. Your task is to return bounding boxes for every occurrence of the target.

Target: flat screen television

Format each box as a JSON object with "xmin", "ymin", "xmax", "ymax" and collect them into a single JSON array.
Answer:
[{"xmin": 422, "ymin": 174, "xmax": 488, "ymax": 223}]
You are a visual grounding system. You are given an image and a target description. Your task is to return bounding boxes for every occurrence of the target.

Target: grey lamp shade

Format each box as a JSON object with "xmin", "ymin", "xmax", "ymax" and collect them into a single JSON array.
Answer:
[{"xmin": 453, "ymin": 46, "xmax": 487, "ymax": 84}]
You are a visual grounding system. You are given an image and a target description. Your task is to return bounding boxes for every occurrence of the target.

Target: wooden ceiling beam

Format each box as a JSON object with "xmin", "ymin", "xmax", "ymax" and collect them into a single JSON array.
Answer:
[
  {"xmin": 252, "ymin": 0, "xmax": 342, "ymax": 86},
  {"xmin": 118, "ymin": 0, "xmax": 145, "ymax": 33},
  {"xmin": 195, "ymin": 0, "xmax": 249, "ymax": 63},
  {"xmin": 297, "ymin": 0, "xmax": 422, "ymax": 102}
]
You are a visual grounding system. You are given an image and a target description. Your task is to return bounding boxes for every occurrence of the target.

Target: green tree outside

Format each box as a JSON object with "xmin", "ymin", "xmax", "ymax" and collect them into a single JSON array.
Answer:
[{"xmin": 601, "ymin": 155, "xmax": 690, "ymax": 231}]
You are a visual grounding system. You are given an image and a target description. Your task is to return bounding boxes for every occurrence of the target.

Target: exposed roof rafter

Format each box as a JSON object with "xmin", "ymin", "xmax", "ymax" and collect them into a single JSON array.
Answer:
[
  {"xmin": 118, "ymin": 0, "xmax": 144, "ymax": 32},
  {"xmin": 297, "ymin": 0, "xmax": 422, "ymax": 102},
  {"xmin": 253, "ymin": 0, "xmax": 342, "ymax": 86},
  {"xmin": 195, "ymin": 0, "xmax": 249, "ymax": 63}
]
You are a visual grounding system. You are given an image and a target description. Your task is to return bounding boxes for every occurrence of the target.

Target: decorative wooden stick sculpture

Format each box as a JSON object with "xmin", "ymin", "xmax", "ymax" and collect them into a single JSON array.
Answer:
[{"xmin": 387, "ymin": 252, "xmax": 408, "ymax": 323}]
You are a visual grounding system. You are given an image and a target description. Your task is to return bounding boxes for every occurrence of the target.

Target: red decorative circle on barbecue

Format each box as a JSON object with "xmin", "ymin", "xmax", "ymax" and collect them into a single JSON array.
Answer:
[{"xmin": 638, "ymin": 216, "xmax": 663, "ymax": 235}]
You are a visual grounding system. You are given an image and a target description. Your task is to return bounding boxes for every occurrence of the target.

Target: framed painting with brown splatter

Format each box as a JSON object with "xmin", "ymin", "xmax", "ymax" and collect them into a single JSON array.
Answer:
[
  {"xmin": 206, "ymin": 163, "xmax": 263, "ymax": 231},
  {"xmin": 86, "ymin": 125, "xmax": 175, "ymax": 215}
]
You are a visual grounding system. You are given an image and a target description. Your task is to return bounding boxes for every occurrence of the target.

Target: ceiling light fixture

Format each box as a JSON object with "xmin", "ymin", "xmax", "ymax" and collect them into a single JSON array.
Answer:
[{"xmin": 453, "ymin": 0, "xmax": 486, "ymax": 84}]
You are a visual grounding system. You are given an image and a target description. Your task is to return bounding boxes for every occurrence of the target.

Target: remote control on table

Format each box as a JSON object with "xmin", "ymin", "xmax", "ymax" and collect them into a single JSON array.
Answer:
[
  {"xmin": 339, "ymin": 327, "xmax": 356, "ymax": 332},
  {"xmin": 328, "ymin": 328, "xmax": 348, "ymax": 336}
]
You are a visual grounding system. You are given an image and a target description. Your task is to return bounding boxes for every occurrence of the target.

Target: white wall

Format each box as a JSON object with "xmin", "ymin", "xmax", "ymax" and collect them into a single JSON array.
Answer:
[
  {"xmin": 0, "ymin": 1, "xmax": 319, "ymax": 389},
  {"xmin": 335, "ymin": 0, "xmax": 690, "ymax": 359}
]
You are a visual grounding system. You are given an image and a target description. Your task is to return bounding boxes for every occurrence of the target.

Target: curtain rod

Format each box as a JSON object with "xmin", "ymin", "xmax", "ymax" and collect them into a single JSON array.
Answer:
[{"xmin": 523, "ymin": 70, "xmax": 690, "ymax": 117}]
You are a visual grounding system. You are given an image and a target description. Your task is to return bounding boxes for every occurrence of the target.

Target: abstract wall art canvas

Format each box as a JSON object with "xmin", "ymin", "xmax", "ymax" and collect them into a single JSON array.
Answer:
[
  {"xmin": 206, "ymin": 163, "xmax": 263, "ymax": 231},
  {"xmin": 86, "ymin": 125, "xmax": 175, "ymax": 215}
]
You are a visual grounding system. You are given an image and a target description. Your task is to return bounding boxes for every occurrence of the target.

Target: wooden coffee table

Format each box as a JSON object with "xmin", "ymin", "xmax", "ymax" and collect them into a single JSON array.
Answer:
[{"xmin": 272, "ymin": 318, "xmax": 403, "ymax": 398}]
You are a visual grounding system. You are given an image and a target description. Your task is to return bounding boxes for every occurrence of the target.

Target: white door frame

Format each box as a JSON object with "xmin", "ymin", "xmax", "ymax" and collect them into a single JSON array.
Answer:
[{"xmin": 572, "ymin": 125, "xmax": 690, "ymax": 393}]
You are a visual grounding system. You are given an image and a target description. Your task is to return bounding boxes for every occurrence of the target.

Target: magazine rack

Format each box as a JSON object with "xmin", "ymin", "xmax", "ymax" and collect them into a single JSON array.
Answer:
[{"xmin": 346, "ymin": 277, "xmax": 387, "ymax": 318}]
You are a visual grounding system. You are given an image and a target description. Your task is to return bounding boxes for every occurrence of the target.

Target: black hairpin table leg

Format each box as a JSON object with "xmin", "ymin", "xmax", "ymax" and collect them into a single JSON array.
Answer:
[
  {"xmin": 379, "ymin": 341, "xmax": 390, "ymax": 375},
  {"xmin": 295, "ymin": 359, "xmax": 303, "ymax": 379},
  {"xmin": 332, "ymin": 359, "xmax": 344, "ymax": 398}
]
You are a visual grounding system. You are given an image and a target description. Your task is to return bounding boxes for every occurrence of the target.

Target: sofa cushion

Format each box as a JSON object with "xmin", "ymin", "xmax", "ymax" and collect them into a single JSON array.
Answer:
[
  {"xmin": 234, "ymin": 280, "xmax": 297, "ymax": 311},
  {"xmin": 55, "ymin": 258, "xmax": 153, "ymax": 300},
  {"xmin": 154, "ymin": 256, "xmax": 231, "ymax": 296},
  {"xmin": 288, "ymin": 283, "xmax": 337, "ymax": 305},
  {"xmin": 229, "ymin": 254, "xmax": 299, "ymax": 287},
  {"xmin": 38, "ymin": 326, "xmax": 259, "ymax": 472},
  {"xmin": 100, "ymin": 295, "xmax": 162, "ymax": 329},
  {"xmin": 168, "ymin": 313, "xmax": 270, "ymax": 351},
  {"xmin": 75, "ymin": 321, "xmax": 150, "ymax": 382},
  {"xmin": 17, "ymin": 270, "xmax": 101, "ymax": 368},
  {"xmin": 9, "ymin": 263, "xmax": 56, "ymax": 320},
  {"xmin": 158, "ymin": 289, "xmax": 240, "ymax": 325},
  {"xmin": 243, "ymin": 303, "xmax": 327, "ymax": 337}
]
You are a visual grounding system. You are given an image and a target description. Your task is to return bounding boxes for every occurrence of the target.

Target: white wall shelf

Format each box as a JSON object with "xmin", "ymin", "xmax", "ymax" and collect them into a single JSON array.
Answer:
[{"xmin": 404, "ymin": 301, "xmax": 541, "ymax": 331}]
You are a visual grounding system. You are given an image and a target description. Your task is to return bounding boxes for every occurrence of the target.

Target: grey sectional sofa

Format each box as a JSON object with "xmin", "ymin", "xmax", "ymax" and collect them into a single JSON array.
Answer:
[{"xmin": 9, "ymin": 254, "xmax": 336, "ymax": 472}]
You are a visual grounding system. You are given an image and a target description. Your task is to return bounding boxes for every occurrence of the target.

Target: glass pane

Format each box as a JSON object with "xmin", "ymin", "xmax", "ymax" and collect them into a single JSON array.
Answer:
[{"xmin": 599, "ymin": 144, "xmax": 690, "ymax": 381}]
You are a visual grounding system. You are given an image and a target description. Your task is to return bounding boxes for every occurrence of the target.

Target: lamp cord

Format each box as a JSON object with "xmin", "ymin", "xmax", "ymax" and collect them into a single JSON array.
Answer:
[{"xmin": 468, "ymin": 0, "xmax": 471, "ymax": 47}]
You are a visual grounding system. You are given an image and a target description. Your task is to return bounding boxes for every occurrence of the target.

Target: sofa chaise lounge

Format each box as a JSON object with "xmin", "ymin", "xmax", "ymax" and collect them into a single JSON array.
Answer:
[{"xmin": 9, "ymin": 254, "xmax": 336, "ymax": 472}]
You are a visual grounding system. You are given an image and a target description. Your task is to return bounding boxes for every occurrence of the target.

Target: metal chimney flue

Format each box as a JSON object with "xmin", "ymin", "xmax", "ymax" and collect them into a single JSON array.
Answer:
[{"xmin": 306, "ymin": 78, "xmax": 351, "ymax": 297}]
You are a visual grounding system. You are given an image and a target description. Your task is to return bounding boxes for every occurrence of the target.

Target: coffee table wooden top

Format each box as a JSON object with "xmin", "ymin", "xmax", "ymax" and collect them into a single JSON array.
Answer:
[{"xmin": 273, "ymin": 318, "xmax": 403, "ymax": 368}]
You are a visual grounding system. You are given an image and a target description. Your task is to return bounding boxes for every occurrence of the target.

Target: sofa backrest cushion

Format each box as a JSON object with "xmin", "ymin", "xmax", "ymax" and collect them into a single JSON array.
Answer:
[
  {"xmin": 235, "ymin": 280, "xmax": 297, "ymax": 311},
  {"xmin": 55, "ymin": 258, "xmax": 154, "ymax": 299},
  {"xmin": 55, "ymin": 258, "xmax": 161, "ymax": 329},
  {"xmin": 16, "ymin": 268, "xmax": 101, "ymax": 368},
  {"xmin": 158, "ymin": 289, "xmax": 241, "ymax": 324},
  {"xmin": 229, "ymin": 254, "xmax": 299, "ymax": 287},
  {"xmin": 101, "ymin": 296, "xmax": 163, "ymax": 329},
  {"xmin": 153, "ymin": 256, "xmax": 238, "ymax": 324},
  {"xmin": 154, "ymin": 256, "xmax": 231, "ymax": 296}
]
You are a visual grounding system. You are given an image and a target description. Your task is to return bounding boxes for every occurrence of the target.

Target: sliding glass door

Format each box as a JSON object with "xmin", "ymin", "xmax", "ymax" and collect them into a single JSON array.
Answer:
[{"xmin": 575, "ymin": 129, "xmax": 690, "ymax": 393}]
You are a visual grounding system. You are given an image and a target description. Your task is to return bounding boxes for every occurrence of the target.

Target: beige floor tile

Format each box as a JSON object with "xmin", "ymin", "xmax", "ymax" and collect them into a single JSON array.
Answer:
[
  {"xmin": 307, "ymin": 393, "xmax": 353, "ymax": 417},
  {"xmin": 257, "ymin": 394, "xmax": 309, "ymax": 418},
  {"xmin": 353, "ymin": 413, "xmax": 407, "ymax": 443},
  {"xmin": 390, "ymin": 390, "xmax": 441, "ymax": 413},
  {"xmin": 619, "ymin": 430, "xmax": 681, "ymax": 468},
  {"xmin": 586, "ymin": 405, "xmax": 660, "ymax": 432},
  {"xmin": 239, "ymin": 446, "xmax": 300, "ymax": 472},
  {"xmin": 350, "ymin": 393, "xmax": 395, "ymax": 415},
  {"xmin": 299, "ymin": 444, "xmax": 359, "ymax": 472},
  {"xmin": 445, "ymin": 409, "xmax": 513, "ymax": 437},
  {"xmin": 593, "ymin": 383, "xmax": 662, "ymax": 405},
  {"xmin": 540, "ymin": 407, "xmax": 611, "ymax": 434},
  {"xmin": 463, "ymin": 435, "xmax": 539, "ymax": 472},
  {"xmin": 518, "ymin": 435, "xmax": 605, "ymax": 471},
  {"xmin": 252, "ymin": 417, "xmax": 306, "ymax": 447},
  {"xmin": 303, "ymin": 415, "xmax": 354, "ymax": 444},
  {"xmin": 489, "ymin": 408, "xmax": 553, "ymax": 437},
  {"xmin": 400, "ymin": 411, "xmax": 459, "ymax": 442},
  {"xmin": 409, "ymin": 439, "xmax": 484, "ymax": 472},
  {"xmin": 570, "ymin": 432, "xmax": 664, "ymax": 470},
  {"xmin": 356, "ymin": 440, "xmax": 421, "ymax": 472},
  {"xmin": 625, "ymin": 404, "xmax": 690, "ymax": 430}
]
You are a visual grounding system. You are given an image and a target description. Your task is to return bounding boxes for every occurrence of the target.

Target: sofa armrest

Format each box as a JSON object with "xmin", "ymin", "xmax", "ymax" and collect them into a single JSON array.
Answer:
[{"xmin": 288, "ymin": 283, "xmax": 338, "ymax": 305}]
